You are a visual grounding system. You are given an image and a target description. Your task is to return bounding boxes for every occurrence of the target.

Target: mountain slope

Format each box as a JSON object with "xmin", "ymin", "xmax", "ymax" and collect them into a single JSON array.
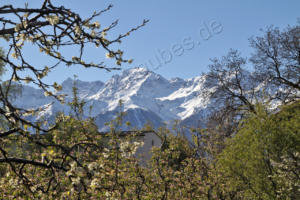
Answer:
[{"xmin": 13, "ymin": 67, "xmax": 219, "ymax": 130}]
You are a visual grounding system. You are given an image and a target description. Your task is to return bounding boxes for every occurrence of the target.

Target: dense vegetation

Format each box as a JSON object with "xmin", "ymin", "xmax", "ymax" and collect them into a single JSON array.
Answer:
[{"xmin": 0, "ymin": 1, "xmax": 299, "ymax": 199}]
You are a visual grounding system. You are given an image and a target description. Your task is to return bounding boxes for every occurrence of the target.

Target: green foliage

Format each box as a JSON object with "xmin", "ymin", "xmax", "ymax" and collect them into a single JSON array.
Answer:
[
  {"xmin": 1, "ymin": 101, "xmax": 299, "ymax": 199},
  {"xmin": 217, "ymin": 102, "xmax": 300, "ymax": 199}
]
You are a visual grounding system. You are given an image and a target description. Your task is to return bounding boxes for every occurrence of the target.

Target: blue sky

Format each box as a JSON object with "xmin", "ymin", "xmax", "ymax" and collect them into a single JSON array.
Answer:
[{"xmin": 1, "ymin": 0, "xmax": 300, "ymax": 83}]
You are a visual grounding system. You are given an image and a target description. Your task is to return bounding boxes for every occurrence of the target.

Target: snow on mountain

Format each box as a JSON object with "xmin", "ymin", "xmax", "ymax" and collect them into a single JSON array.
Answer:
[
  {"xmin": 61, "ymin": 78, "xmax": 104, "ymax": 99},
  {"xmin": 13, "ymin": 67, "xmax": 218, "ymax": 130}
]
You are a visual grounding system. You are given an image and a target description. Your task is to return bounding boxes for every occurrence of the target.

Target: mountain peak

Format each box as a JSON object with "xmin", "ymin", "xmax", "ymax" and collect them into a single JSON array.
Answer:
[
  {"xmin": 61, "ymin": 77, "xmax": 104, "ymax": 99},
  {"xmin": 126, "ymin": 67, "xmax": 149, "ymax": 74},
  {"xmin": 61, "ymin": 77, "xmax": 74, "ymax": 87},
  {"xmin": 14, "ymin": 68, "xmax": 219, "ymax": 130},
  {"xmin": 120, "ymin": 67, "xmax": 153, "ymax": 78}
]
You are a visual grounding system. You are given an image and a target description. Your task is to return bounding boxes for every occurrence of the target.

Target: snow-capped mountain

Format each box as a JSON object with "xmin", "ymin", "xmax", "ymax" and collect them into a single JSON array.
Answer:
[{"xmin": 13, "ymin": 67, "xmax": 220, "ymax": 131}]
